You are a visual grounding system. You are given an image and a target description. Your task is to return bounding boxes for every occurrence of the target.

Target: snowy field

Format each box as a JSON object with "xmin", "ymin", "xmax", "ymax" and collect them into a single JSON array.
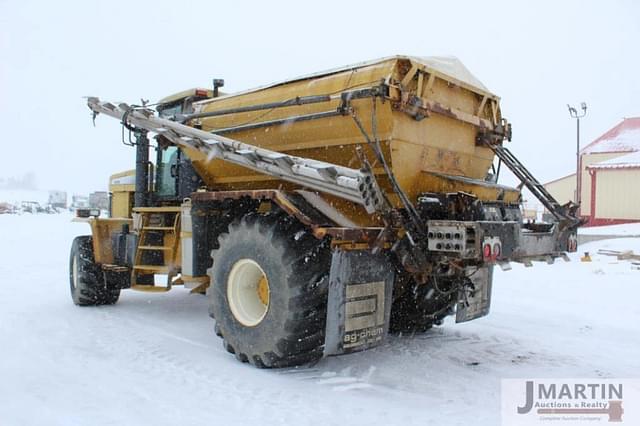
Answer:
[
  {"xmin": 579, "ymin": 222, "xmax": 640, "ymax": 236},
  {"xmin": 0, "ymin": 213, "xmax": 639, "ymax": 426}
]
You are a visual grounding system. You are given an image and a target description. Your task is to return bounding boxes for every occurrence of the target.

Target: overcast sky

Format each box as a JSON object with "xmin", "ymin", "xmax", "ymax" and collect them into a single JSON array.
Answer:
[{"xmin": 1, "ymin": 0, "xmax": 639, "ymax": 195}]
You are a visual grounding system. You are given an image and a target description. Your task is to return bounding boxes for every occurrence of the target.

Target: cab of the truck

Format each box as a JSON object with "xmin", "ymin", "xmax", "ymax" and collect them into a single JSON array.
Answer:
[
  {"xmin": 153, "ymin": 88, "xmax": 215, "ymax": 205},
  {"xmin": 108, "ymin": 87, "xmax": 221, "ymax": 218}
]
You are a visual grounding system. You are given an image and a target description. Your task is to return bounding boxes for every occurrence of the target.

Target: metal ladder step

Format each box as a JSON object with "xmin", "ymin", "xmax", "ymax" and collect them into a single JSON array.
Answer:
[
  {"xmin": 142, "ymin": 226, "xmax": 175, "ymax": 231},
  {"xmin": 133, "ymin": 265, "xmax": 171, "ymax": 274},
  {"xmin": 137, "ymin": 245, "xmax": 172, "ymax": 251},
  {"xmin": 132, "ymin": 209, "xmax": 181, "ymax": 290}
]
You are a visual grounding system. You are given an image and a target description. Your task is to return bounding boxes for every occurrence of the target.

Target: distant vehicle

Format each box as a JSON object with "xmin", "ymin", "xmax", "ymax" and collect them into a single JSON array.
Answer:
[
  {"xmin": 48, "ymin": 190, "xmax": 67, "ymax": 209},
  {"xmin": 71, "ymin": 195, "xmax": 90, "ymax": 210},
  {"xmin": 522, "ymin": 208, "xmax": 539, "ymax": 221},
  {"xmin": 20, "ymin": 201, "xmax": 45, "ymax": 214},
  {"xmin": 43, "ymin": 204, "xmax": 61, "ymax": 214},
  {"xmin": 89, "ymin": 191, "xmax": 109, "ymax": 211},
  {"xmin": 0, "ymin": 202, "xmax": 17, "ymax": 214}
]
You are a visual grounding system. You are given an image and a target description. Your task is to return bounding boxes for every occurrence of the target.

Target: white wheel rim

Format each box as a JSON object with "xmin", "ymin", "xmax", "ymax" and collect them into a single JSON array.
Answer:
[
  {"xmin": 72, "ymin": 255, "xmax": 79, "ymax": 289},
  {"xmin": 226, "ymin": 259, "xmax": 270, "ymax": 327}
]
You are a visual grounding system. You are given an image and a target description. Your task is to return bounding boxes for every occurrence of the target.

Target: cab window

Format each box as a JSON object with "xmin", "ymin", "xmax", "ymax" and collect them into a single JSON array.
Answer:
[
  {"xmin": 157, "ymin": 102, "xmax": 182, "ymax": 118},
  {"xmin": 156, "ymin": 146, "xmax": 179, "ymax": 198}
]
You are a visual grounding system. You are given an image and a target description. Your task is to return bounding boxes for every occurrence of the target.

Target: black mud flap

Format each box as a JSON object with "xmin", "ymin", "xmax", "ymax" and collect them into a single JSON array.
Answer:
[
  {"xmin": 456, "ymin": 265, "xmax": 493, "ymax": 323},
  {"xmin": 324, "ymin": 249, "xmax": 394, "ymax": 356}
]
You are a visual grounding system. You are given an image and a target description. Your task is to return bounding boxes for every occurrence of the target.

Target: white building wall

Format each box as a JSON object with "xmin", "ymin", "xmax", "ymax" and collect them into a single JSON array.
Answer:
[
  {"xmin": 594, "ymin": 168, "xmax": 640, "ymax": 220},
  {"xmin": 580, "ymin": 152, "xmax": 626, "ymax": 216},
  {"xmin": 544, "ymin": 174, "xmax": 576, "ymax": 205}
]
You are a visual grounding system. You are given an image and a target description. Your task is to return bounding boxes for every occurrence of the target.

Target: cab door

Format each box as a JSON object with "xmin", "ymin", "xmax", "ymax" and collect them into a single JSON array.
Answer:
[
  {"xmin": 155, "ymin": 145, "xmax": 179, "ymax": 200},
  {"xmin": 154, "ymin": 145, "xmax": 203, "ymax": 203}
]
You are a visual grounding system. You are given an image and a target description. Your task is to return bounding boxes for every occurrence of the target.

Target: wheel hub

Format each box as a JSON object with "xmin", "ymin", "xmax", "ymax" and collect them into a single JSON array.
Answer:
[
  {"xmin": 257, "ymin": 275, "xmax": 270, "ymax": 306},
  {"xmin": 226, "ymin": 259, "xmax": 270, "ymax": 327}
]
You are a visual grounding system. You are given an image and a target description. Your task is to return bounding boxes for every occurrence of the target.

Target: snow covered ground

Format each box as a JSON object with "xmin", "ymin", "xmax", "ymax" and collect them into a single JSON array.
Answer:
[
  {"xmin": 1, "ymin": 213, "xmax": 638, "ymax": 426},
  {"xmin": 579, "ymin": 222, "xmax": 640, "ymax": 236}
]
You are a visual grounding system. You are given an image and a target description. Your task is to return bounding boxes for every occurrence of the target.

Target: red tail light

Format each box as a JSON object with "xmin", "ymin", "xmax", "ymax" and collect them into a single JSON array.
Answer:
[
  {"xmin": 482, "ymin": 237, "xmax": 502, "ymax": 262},
  {"xmin": 483, "ymin": 243, "xmax": 492, "ymax": 259}
]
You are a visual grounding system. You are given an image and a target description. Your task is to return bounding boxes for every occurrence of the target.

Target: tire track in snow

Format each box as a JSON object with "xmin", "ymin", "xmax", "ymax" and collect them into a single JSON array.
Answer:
[{"xmin": 80, "ymin": 302, "xmax": 340, "ymax": 425}]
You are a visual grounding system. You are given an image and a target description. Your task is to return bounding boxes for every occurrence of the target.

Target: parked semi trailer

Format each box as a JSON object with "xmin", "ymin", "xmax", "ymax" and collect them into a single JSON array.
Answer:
[{"xmin": 72, "ymin": 56, "xmax": 581, "ymax": 368}]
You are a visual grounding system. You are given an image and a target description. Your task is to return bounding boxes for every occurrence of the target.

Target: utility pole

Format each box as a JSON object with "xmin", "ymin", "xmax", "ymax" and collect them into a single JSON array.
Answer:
[{"xmin": 567, "ymin": 102, "xmax": 587, "ymax": 207}]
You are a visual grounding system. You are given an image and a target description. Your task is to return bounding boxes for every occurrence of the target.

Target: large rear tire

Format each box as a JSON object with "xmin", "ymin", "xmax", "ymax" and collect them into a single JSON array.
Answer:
[
  {"xmin": 208, "ymin": 214, "xmax": 330, "ymax": 368},
  {"xmin": 69, "ymin": 236, "xmax": 120, "ymax": 306},
  {"xmin": 389, "ymin": 274, "xmax": 456, "ymax": 333}
]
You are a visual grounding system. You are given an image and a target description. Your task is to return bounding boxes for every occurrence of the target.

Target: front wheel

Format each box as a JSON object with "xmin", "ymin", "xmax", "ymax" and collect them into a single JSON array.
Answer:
[{"xmin": 69, "ymin": 236, "xmax": 120, "ymax": 306}]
